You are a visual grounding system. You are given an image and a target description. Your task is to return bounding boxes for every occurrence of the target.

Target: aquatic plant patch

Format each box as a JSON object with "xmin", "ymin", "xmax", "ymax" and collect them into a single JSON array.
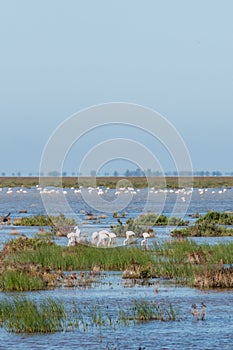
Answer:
[
  {"xmin": 0, "ymin": 296, "xmax": 179, "ymax": 334},
  {"xmin": 111, "ymin": 214, "xmax": 188, "ymax": 237},
  {"xmin": 196, "ymin": 210, "xmax": 233, "ymax": 225},
  {"xmin": 0, "ymin": 296, "xmax": 66, "ymax": 333},
  {"xmin": 171, "ymin": 223, "xmax": 233, "ymax": 237}
]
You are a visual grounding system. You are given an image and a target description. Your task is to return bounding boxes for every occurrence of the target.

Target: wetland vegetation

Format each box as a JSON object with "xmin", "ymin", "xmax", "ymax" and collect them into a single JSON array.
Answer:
[
  {"xmin": 12, "ymin": 214, "xmax": 76, "ymax": 237},
  {"xmin": 0, "ymin": 237, "xmax": 233, "ymax": 293},
  {"xmin": 0, "ymin": 295, "xmax": 178, "ymax": 334},
  {"xmin": 171, "ymin": 222, "xmax": 233, "ymax": 237},
  {"xmin": 111, "ymin": 213, "xmax": 188, "ymax": 236},
  {"xmin": 171, "ymin": 210, "xmax": 233, "ymax": 238},
  {"xmin": 0, "ymin": 233, "xmax": 233, "ymax": 335}
]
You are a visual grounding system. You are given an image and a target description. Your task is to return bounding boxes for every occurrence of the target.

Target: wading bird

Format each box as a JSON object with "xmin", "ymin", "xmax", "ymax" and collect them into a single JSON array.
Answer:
[
  {"xmin": 67, "ymin": 225, "xmax": 81, "ymax": 246},
  {"xmin": 141, "ymin": 232, "xmax": 150, "ymax": 249},
  {"xmin": 91, "ymin": 231, "xmax": 99, "ymax": 245},
  {"xmin": 123, "ymin": 231, "xmax": 135, "ymax": 245},
  {"xmin": 107, "ymin": 232, "xmax": 116, "ymax": 246},
  {"xmin": 97, "ymin": 230, "xmax": 110, "ymax": 247}
]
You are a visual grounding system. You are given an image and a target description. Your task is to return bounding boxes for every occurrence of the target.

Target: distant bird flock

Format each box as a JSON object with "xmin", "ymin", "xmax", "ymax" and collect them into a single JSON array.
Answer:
[{"xmin": 0, "ymin": 185, "xmax": 229, "ymax": 203}]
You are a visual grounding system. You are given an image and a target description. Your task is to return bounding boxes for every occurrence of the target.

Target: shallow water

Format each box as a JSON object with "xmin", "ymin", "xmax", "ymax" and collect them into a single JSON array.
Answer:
[
  {"xmin": 0, "ymin": 273, "xmax": 233, "ymax": 349},
  {"xmin": 1, "ymin": 186, "xmax": 233, "ymax": 249},
  {"xmin": 1, "ymin": 186, "xmax": 233, "ymax": 349}
]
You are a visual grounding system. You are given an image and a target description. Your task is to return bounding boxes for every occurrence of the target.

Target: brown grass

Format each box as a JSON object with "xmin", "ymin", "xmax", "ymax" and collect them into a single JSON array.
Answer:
[
  {"xmin": 194, "ymin": 266, "xmax": 233, "ymax": 289},
  {"xmin": 1, "ymin": 176, "xmax": 233, "ymax": 188}
]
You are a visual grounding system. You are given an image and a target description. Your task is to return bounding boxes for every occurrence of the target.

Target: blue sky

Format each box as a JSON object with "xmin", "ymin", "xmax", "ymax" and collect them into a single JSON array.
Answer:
[{"xmin": 0, "ymin": 0, "xmax": 233, "ymax": 175}]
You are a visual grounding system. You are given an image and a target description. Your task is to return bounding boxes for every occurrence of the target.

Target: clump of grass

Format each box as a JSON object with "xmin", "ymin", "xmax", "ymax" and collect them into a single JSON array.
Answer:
[
  {"xmin": 13, "ymin": 214, "xmax": 76, "ymax": 236},
  {"xmin": 131, "ymin": 300, "xmax": 178, "ymax": 321},
  {"xmin": 134, "ymin": 213, "xmax": 188, "ymax": 227},
  {"xmin": 0, "ymin": 296, "xmax": 66, "ymax": 333},
  {"xmin": 14, "ymin": 215, "xmax": 53, "ymax": 226},
  {"xmin": 0, "ymin": 270, "xmax": 47, "ymax": 291}
]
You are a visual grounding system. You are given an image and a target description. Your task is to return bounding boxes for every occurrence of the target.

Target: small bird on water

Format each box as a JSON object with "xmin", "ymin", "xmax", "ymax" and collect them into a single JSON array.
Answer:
[
  {"xmin": 191, "ymin": 303, "xmax": 199, "ymax": 320},
  {"xmin": 191, "ymin": 302, "xmax": 206, "ymax": 321},
  {"xmin": 200, "ymin": 302, "xmax": 206, "ymax": 320}
]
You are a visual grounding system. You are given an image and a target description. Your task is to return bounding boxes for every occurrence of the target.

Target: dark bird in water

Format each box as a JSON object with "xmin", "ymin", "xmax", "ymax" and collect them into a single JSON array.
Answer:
[
  {"xmin": 1, "ymin": 212, "xmax": 11, "ymax": 223},
  {"xmin": 3, "ymin": 212, "xmax": 11, "ymax": 221}
]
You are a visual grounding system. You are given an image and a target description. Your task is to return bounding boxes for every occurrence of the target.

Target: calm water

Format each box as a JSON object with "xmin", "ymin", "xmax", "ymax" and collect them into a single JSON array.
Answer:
[{"xmin": 0, "ymin": 186, "xmax": 233, "ymax": 349}]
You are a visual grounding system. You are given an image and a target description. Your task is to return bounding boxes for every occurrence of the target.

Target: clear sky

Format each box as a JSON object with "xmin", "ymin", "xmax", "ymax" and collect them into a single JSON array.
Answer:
[{"xmin": 0, "ymin": 0, "xmax": 233, "ymax": 175}]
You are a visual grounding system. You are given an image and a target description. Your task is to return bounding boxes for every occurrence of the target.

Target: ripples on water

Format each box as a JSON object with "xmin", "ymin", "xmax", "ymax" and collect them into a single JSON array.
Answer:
[{"xmin": 0, "ymin": 186, "xmax": 233, "ymax": 349}]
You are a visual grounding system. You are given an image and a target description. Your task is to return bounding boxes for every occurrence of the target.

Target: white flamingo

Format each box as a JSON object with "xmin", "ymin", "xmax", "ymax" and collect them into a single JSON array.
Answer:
[
  {"xmin": 97, "ymin": 230, "xmax": 109, "ymax": 247},
  {"xmin": 107, "ymin": 232, "xmax": 116, "ymax": 246},
  {"xmin": 67, "ymin": 225, "xmax": 81, "ymax": 246},
  {"xmin": 141, "ymin": 232, "xmax": 150, "ymax": 249},
  {"xmin": 74, "ymin": 226, "xmax": 80, "ymax": 237},
  {"xmin": 67, "ymin": 232, "xmax": 76, "ymax": 246},
  {"xmin": 91, "ymin": 231, "xmax": 99, "ymax": 245},
  {"xmin": 123, "ymin": 231, "xmax": 135, "ymax": 245}
]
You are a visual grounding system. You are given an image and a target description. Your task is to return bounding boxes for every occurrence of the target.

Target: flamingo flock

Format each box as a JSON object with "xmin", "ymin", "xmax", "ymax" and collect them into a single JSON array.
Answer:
[
  {"xmin": 1, "ymin": 185, "xmax": 230, "ymax": 205},
  {"xmin": 67, "ymin": 226, "xmax": 150, "ymax": 248}
]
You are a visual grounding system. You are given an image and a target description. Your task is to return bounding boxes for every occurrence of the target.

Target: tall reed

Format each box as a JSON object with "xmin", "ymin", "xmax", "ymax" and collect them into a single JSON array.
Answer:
[{"xmin": 0, "ymin": 270, "xmax": 46, "ymax": 291}]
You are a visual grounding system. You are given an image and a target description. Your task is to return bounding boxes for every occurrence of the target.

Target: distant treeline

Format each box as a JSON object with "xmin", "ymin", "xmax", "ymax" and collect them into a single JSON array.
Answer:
[{"xmin": 1, "ymin": 170, "xmax": 230, "ymax": 177}]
